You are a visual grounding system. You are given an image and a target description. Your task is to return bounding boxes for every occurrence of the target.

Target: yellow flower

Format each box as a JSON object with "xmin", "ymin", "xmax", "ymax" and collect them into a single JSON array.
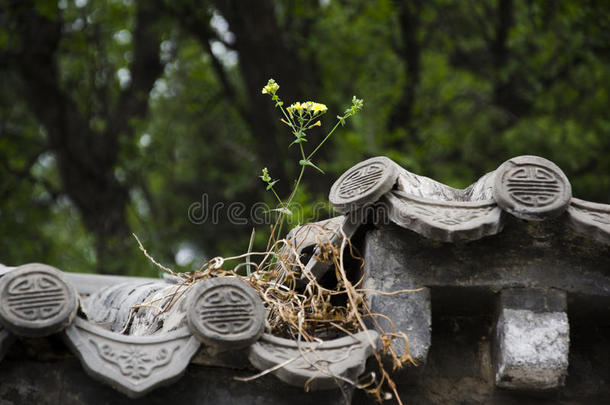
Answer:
[
  {"xmin": 261, "ymin": 79, "xmax": 280, "ymax": 95},
  {"xmin": 287, "ymin": 101, "xmax": 327, "ymax": 118},
  {"xmin": 313, "ymin": 120, "xmax": 321, "ymax": 127},
  {"xmin": 312, "ymin": 103, "xmax": 327, "ymax": 114},
  {"xmin": 287, "ymin": 102, "xmax": 303, "ymax": 116}
]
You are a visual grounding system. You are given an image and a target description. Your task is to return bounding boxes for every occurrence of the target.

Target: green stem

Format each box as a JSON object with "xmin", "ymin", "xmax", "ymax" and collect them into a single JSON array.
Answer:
[
  {"xmin": 275, "ymin": 165, "xmax": 304, "ymax": 241},
  {"xmin": 303, "ymin": 116, "xmax": 315, "ymax": 128},
  {"xmin": 299, "ymin": 142, "xmax": 307, "ymax": 160},
  {"xmin": 286, "ymin": 165, "xmax": 305, "ymax": 208},
  {"xmin": 275, "ymin": 135, "xmax": 307, "ymax": 240},
  {"xmin": 307, "ymin": 119, "xmax": 343, "ymax": 161},
  {"xmin": 270, "ymin": 187, "xmax": 283, "ymax": 206},
  {"xmin": 275, "ymin": 94, "xmax": 295, "ymax": 128},
  {"xmin": 275, "ymin": 214, "xmax": 285, "ymax": 244},
  {"xmin": 281, "ymin": 108, "xmax": 294, "ymax": 128},
  {"xmin": 292, "ymin": 144, "xmax": 307, "ymax": 203}
]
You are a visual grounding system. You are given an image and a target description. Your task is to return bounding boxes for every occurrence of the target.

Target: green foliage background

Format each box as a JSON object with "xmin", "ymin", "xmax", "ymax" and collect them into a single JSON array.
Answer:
[{"xmin": 1, "ymin": 0, "xmax": 609, "ymax": 276}]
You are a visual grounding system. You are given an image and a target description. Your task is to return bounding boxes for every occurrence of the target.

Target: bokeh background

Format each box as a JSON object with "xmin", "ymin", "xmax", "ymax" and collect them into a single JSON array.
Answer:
[{"xmin": 1, "ymin": 0, "xmax": 609, "ymax": 276}]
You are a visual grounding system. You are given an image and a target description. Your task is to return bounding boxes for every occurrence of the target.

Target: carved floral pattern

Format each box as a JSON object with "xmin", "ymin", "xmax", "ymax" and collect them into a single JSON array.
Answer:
[
  {"xmin": 383, "ymin": 190, "xmax": 503, "ymax": 242},
  {"xmin": 90, "ymin": 339, "xmax": 178, "ymax": 381},
  {"xmin": 256, "ymin": 342, "xmax": 356, "ymax": 372},
  {"xmin": 65, "ymin": 318, "xmax": 200, "ymax": 397},
  {"xmin": 570, "ymin": 206, "xmax": 610, "ymax": 225},
  {"xmin": 391, "ymin": 197, "xmax": 497, "ymax": 226},
  {"xmin": 408, "ymin": 205, "xmax": 497, "ymax": 226}
]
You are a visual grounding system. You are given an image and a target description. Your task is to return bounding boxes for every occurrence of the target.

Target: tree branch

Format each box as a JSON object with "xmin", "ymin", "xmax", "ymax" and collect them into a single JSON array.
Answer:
[
  {"xmin": 170, "ymin": 3, "xmax": 248, "ymax": 120},
  {"xmin": 110, "ymin": 0, "xmax": 165, "ymax": 141},
  {"xmin": 491, "ymin": 0, "xmax": 513, "ymax": 70},
  {"xmin": 387, "ymin": 0, "xmax": 423, "ymax": 144}
]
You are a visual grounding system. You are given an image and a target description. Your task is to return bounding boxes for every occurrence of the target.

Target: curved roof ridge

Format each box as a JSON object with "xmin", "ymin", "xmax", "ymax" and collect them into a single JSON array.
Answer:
[{"xmin": 329, "ymin": 155, "xmax": 610, "ymax": 244}]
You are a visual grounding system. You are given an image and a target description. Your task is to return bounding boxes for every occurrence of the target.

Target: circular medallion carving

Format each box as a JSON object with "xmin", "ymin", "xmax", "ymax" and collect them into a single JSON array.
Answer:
[
  {"xmin": 493, "ymin": 156, "xmax": 571, "ymax": 220},
  {"xmin": 0, "ymin": 263, "xmax": 78, "ymax": 337},
  {"xmin": 329, "ymin": 156, "xmax": 399, "ymax": 214},
  {"xmin": 186, "ymin": 277, "xmax": 264, "ymax": 349}
]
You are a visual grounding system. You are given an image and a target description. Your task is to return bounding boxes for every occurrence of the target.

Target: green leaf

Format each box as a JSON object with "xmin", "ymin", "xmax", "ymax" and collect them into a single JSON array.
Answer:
[
  {"xmin": 272, "ymin": 207, "xmax": 292, "ymax": 215},
  {"xmin": 289, "ymin": 137, "xmax": 308, "ymax": 147},
  {"xmin": 299, "ymin": 159, "xmax": 324, "ymax": 174},
  {"xmin": 266, "ymin": 180, "xmax": 278, "ymax": 190}
]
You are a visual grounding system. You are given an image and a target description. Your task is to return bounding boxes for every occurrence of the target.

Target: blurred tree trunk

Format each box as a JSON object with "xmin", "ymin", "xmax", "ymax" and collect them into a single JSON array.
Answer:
[
  {"xmin": 175, "ymin": 0, "xmax": 322, "ymax": 197},
  {"xmin": 388, "ymin": 0, "xmax": 423, "ymax": 147},
  {"xmin": 2, "ymin": 0, "xmax": 165, "ymax": 274}
]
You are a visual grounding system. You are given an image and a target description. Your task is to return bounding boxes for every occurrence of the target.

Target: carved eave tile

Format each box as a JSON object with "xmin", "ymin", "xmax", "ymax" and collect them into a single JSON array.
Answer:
[
  {"xmin": 493, "ymin": 155, "xmax": 572, "ymax": 221},
  {"xmin": 328, "ymin": 155, "xmax": 506, "ymax": 242},
  {"xmin": 327, "ymin": 155, "xmax": 610, "ymax": 246},
  {"xmin": 281, "ymin": 216, "xmax": 345, "ymax": 279},
  {"xmin": 281, "ymin": 215, "xmax": 361, "ymax": 281},
  {"xmin": 566, "ymin": 198, "xmax": 610, "ymax": 245},
  {"xmin": 186, "ymin": 277, "xmax": 265, "ymax": 351},
  {"xmin": 0, "ymin": 263, "xmax": 78, "ymax": 337},
  {"xmin": 329, "ymin": 156, "xmax": 399, "ymax": 214},
  {"xmin": 284, "ymin": 217, "xmax": 346, "ymax": 251},
  {"xmin": 383, "ymin": 190, "xmax": 503, "ymax": 243},
  {"xmin": 64, "ymin": 318, "xmax": 200, "ymax": 398},
  {"xmin": 249, "ymin": 331, "xmax": 380, "ymax": 391}
]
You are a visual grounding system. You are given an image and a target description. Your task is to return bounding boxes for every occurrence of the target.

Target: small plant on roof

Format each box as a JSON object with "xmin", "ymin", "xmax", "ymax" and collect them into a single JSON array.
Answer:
[
  {"xmin": 259, "ymin": 78, "xmax": 363, "ymax": 231},
  {"xmin": 134, "ymin": 79, "xmax": 413, "ymax": 404},
  {"xmin": 256, "ymin": 79, "xmax": 412, "ymax": 403}
]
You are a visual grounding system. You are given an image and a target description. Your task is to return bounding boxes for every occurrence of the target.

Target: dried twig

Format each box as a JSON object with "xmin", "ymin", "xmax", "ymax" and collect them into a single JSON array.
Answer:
[{"xmin": 132, "ymin": 223, "xmax": 417, "ymax": 403}]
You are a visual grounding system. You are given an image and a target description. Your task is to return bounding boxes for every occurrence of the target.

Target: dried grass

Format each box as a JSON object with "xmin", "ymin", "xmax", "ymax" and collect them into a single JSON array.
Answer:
[{"xmin": 132, "ymin": 218, "xmax": 418, "ymax": 404}]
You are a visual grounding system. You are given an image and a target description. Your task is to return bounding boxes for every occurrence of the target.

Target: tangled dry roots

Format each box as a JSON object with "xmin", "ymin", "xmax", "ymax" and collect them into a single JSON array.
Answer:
[{"xmin": 133, "ymin": 221, "xmax": 418, "ymax": 404}]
